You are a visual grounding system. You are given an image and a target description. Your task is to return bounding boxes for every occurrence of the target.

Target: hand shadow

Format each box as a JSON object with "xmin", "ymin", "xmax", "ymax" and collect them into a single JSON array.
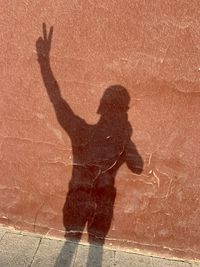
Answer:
[{"xmin": 36, "ymin": 23, "xmax": 143, "ymax": 267}]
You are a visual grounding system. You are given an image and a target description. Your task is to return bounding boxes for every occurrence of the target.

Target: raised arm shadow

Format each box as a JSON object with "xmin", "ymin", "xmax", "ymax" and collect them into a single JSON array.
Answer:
[{"xmin": 36, "ymin": 23, "xmax": 82, "ymax": 137}]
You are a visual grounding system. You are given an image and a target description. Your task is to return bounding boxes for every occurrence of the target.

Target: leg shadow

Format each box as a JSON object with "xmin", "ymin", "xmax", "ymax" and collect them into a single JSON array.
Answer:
[
  {"xmin": 54, "ymin": 232, "xmax": 82, "ymax": 267},
  {"xmin": 86, "ymin": 244, "xmax": 103, "ymax": 267},
  {"xmin": 54, "ymin": 240, "xmax": 78, "ymax": 267}
]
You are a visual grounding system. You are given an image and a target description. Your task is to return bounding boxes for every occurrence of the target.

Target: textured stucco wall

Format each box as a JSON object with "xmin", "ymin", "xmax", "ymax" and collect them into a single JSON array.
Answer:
[{"xmin": 1, "ymin": 0, "xmax": 200, "ymax": 260}]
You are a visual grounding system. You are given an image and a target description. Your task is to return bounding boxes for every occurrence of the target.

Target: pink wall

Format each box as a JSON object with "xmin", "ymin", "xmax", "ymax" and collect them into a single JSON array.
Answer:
[{"xmin": 1, "ymin": 0, "xmax": 200, "ymax": 260}]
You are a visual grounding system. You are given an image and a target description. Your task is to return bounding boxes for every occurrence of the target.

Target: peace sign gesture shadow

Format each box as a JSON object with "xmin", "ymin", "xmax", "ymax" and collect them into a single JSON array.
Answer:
[{"xmin": 36, "ymin": 23, "xmax": 53, "ymax": 59}]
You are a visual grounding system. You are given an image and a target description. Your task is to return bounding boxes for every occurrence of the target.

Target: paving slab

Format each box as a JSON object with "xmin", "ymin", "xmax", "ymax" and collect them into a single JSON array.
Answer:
[
  {"xmin": 31, "ymin": 238, "xmax": 77, "ymax": 267},
  {"xmin": 74, "ymin": 243, "xmax": 115, "ymax": 267},
  {"xmin": 152, "ymin": 257, "xmax": 191, "ymax": 267},
  {"xmin": 191, "ymin": 262, "xmax": 200, "ymax": 267},
  {"xmin": 0, "ymin": 232, "xmax": 40, "ymax": 267},
  {"xmin": 115, "ymin": 250, "xmax": 152, "ymax": 267}
]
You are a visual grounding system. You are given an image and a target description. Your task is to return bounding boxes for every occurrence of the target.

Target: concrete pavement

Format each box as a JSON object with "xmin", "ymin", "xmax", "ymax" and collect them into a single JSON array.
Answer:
[{"xmin": 0, "ymin": 226, "xmax": 199, "ymax": 267}]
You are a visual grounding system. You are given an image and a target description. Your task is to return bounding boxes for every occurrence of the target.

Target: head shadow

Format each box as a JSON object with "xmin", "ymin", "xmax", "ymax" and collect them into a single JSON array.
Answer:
[{"xmin": 97, "ymin": 85, "xmax": 130, "ymax": 115}]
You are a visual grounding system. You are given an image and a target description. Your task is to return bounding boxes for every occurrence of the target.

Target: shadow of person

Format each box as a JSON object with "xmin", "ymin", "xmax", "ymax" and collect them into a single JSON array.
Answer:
[{"xmin": 36, "ymin": 23, "xmax": 143, "ymax": 267}]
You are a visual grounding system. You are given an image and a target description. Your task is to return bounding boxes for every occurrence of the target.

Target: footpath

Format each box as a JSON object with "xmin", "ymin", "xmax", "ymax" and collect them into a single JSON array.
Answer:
[{"xmin": 0, "ymin": 226, "xmax": 199, "ymax": 267}]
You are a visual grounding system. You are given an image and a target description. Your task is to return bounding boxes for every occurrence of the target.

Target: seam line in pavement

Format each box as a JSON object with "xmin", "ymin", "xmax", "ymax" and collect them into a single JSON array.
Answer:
[
  {"xmin": 114, "ymin": 250, "xmax": 117, "ymax": 266},
  {"xmin": 29, "ymin": 237, "xmax": 42, "ymax": 267},
  {"xmin": 0, "ymin": 231, "xmax": 7, "ymax": 242}
]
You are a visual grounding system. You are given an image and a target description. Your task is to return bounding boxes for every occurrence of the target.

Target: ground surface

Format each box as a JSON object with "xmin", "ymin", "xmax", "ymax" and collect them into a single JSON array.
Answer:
[{"xmin": 0, "ymin": 226, "xmax": 199, "ymax": 267}]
